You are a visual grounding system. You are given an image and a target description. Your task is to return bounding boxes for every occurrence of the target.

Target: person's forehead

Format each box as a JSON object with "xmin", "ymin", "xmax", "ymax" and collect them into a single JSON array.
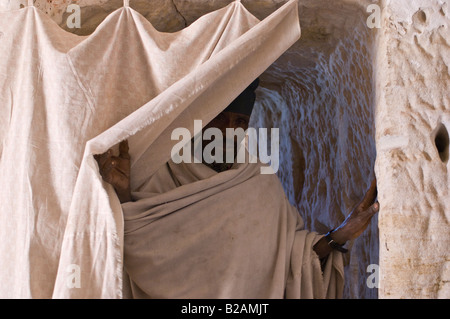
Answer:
[{"xmin": 222, "ymin": 111, "xmax": 250, "ymax": 118}]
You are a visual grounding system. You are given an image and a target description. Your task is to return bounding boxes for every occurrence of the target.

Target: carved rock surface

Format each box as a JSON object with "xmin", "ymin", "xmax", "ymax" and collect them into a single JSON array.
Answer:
[{"xmin": 376, "ymin": 0, "xmax": 450, "ymax": 299}]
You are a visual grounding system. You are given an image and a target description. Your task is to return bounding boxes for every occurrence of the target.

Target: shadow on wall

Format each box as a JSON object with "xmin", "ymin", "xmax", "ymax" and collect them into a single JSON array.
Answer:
[{"xmin": 249, "ymin": 2, "xmax": 379, "ymax": 299}]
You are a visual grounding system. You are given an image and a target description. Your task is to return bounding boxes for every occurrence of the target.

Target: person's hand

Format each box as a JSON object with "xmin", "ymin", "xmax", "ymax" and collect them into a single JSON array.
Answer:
[
  {"xmin": 94, "ymin": 140, "xmax": 131, "ymax": 203},
  {"xmin": 331, "ymin": 178, "xmax": 379, "ymax": 244}
]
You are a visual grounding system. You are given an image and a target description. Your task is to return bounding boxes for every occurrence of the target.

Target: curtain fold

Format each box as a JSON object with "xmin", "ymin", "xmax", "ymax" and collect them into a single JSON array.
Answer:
[{"xmin": 0, "ymin": 0, "xmax": 301, "ymax": 298}]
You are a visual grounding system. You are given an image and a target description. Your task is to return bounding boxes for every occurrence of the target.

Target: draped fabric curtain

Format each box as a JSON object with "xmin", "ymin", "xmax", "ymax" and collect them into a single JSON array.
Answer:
[{"xmin": 0, "ymin": 0, "xmax": 300, "ymax": 298}]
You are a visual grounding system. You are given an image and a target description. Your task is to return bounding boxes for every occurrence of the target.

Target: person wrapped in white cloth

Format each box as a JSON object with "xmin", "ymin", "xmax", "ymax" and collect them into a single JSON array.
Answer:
[{"xmin": 94, "ymin": 79, "xmax": 379, "ymax": 299}]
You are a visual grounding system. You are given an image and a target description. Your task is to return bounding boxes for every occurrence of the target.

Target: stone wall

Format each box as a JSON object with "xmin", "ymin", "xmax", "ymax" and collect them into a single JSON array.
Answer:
[
  {"xmin": 376, "ymin": 0, "xmax": 450, "ymax": 299},
  {"xmin": 250, "ymin": 0, "xmax": 379, "ymax": 299}
]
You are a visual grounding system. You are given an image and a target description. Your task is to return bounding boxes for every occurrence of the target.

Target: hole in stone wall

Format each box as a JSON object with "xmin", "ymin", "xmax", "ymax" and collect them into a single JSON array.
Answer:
[
  {"xmin": 415, "ymin": 9, "xmax": 428, "ymax": 24},
  {"xmin": 434, "ymin": 123, "xmax": 449, "ymax": 163}
]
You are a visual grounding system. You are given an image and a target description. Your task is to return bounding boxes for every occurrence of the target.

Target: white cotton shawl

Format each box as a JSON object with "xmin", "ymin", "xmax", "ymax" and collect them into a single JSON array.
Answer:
[{"xmin": 122, "ymin": 156, "xmax": 344, "ymax": 299}]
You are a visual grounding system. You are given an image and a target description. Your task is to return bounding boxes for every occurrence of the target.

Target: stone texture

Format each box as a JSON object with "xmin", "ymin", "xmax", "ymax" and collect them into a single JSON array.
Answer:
[
  {"xmin": 375, "ymin": 0, "xmax": 450, "ymax": 299},
  {"xmin": 251, "ymin": 0, "xmax": 379, "ymax": 299}
]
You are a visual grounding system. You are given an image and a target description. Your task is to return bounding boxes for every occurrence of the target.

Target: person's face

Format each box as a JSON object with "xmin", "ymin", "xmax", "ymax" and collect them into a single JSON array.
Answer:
[
  {"xmin": 200, "ymin": 111, "xmax": 250, "ymax": 168},
  {"xmin": 204, "ymin": 111, "xmax": 250, "ymax": 134}
]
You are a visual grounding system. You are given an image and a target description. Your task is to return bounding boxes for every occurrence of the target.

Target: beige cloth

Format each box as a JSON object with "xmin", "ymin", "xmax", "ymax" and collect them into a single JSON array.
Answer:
[
  {"xmin": 122, "ymin": 155, "xmax": 344, "ymax": 298},
  {"xmin": 0, "ymin": 0, "xmax": 303, "ymax": 298}
]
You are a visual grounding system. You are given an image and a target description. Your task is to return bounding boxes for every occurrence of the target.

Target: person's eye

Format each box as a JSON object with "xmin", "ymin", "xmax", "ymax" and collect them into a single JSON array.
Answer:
[
  {"xmin": 215, "ymin": 114, "xmax": 226, "ymax": 123},
  {"xmin": 208, "ymin": 114, "xmax": 225, "ymax": 126},
  {"xmin": 235, "ymin": 118, "xmax": 248, "ymax": 127}
]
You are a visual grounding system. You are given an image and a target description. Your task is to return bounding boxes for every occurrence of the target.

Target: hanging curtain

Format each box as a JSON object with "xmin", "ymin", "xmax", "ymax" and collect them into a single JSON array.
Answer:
[{"xmin": 0, "ymin": 0, "xmax": 309, "ymax": 298}]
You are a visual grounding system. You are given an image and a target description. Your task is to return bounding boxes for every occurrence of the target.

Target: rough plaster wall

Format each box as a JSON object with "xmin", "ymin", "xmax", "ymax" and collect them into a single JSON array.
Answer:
[{"xmin": 376, "ymin": 0, "xmax": 450, "ymax": 298}]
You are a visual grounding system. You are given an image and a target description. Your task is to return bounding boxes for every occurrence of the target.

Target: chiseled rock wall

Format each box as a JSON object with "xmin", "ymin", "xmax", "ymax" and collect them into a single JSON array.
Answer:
[
  {"xmin": 376, "ymin": 0, "xmax": 450, "ymax": 299},
  {"xmin": 251, "ymin": 0, "xmax": 379, "ymax": 299}
]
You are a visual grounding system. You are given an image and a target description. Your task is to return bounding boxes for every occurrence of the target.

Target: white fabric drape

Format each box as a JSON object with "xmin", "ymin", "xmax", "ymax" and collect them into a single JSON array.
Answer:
[{"xmin": 0, "ymin": 0, "xmax": 302, "ymax": 298}]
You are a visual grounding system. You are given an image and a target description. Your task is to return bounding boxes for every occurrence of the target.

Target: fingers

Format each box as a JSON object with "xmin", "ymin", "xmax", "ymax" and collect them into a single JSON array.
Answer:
[
  {"xmin": 93, "ymin": 148, "xmax": 112, "ymax": 161},
  {"xmin": 359, "ymin": 178, "xmax": 378, "ymax": 210},
  {"xmin": 119, "ymin": 140, "xmax": 130, "ymax": 160},
  {"xmin": 97, "ymin": 156, "xmax": 127, "ymax": 185},
  {"xmin": 93, "ymin": 141, "xmax": 130, "ymax": 188},
  {"xmin": 103, "ymin": 155, "xmax": 119, "ymax": 172},
  {"xmin": 96, "ymin": 154, "xmax": 116, "ymax": 183},
  {"xmin": 110, "ymin": 156, "xmax": 128, "ymax": 176},
  {"xmin": 367, "ymin": 201, "xmax": 380, "ymax": 217},
  {"xmin": 94, "ymin": 140, "xmax": 129, "ymax": 166},
  {"xmin": 106, "ymin": 165, "xmax": 126, "ymax": 187},
  {"xmin": 94, "ymin": 149, "xmax": 113, "ymax": 170}
]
